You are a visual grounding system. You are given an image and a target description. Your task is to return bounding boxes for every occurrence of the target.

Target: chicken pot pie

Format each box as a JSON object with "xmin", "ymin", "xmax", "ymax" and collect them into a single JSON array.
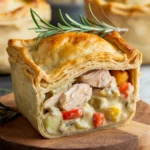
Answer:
[
  {"xmin": 85, "ymin": 0, "xmax": 150, "ymax": 63},
  {"xmin": 0, "ymin": 0, "xmax": 51, "ymax": 74},
  {"xmin": 7, "ymin": 31, "xmax": 142, "ymax": 138}
]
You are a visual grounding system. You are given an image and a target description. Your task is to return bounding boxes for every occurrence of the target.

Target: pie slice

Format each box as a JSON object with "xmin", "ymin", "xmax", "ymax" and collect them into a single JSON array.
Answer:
[{"xmin": 7, "ymin": 31, "xmax": 142, "ymax": 138}]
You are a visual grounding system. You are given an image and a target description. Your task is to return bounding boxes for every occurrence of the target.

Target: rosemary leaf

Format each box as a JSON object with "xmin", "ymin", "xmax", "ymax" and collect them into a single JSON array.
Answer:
[
  {"xmin": 43, "ymin": 30, "xmax": 58, "ymax": 38},
  {"xmin": 40, "ymin": 19, "xmax": 58, "ymax": 30},
  {"xmin": 57, "ymin": 23, "xmax": 71, "ymax": 30},
  {"xmin": 66, "ymin": 14, "xmax": 82, "ymax": 27},
  {"xmin": 79, "ymin": 15, "xmax": 86, "ymax": 26},
  {"xmin": 88, "ymin": 4, "xmax": 102, "ymax": 25},
  {"xmin": 30, "ymin": 8, "xmax": 41, "ymax": 29},
  {"xmin": 83, "ymin": 16, "xmax": 92, "ymax": 26},
  {"xmin": 59, "ymin": 9, "xmax": 72, "ymax": 27},
  {"xmin": 35, "ymin": 36, "xmax": 41, "ymax": 51}
]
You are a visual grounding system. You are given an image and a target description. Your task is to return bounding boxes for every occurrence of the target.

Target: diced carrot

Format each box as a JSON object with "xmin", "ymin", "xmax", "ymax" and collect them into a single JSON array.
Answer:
[
  {"xmin": 111, "ymin": 70, "xmax": 129, "ymax": 86},
  {"xmin": 62, "ymin": 109, "xmax": 83, "ymax": 120},
  {"xmin": 93, "ymin": 113, "xmax": 104, "ymax": 127}
]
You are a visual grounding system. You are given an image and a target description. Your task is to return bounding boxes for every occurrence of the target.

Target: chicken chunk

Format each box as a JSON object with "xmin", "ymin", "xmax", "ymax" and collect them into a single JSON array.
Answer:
[
  {"xmin": 78, "ymin": 69, "xmax": 112, "ymax": 88},
  {"xmin": 59, "ymin": 83, "xmax": 92, "ymax": 111},
  {"xmin": 43, "ymin": 92, "xmax": 64, "ymax": 109}
]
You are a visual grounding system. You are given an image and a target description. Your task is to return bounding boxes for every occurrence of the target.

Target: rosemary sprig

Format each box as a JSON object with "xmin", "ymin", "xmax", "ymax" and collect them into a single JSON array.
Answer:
[
  {"xmin": 29, "ymin": 4, "xmax": 128, "ymax": 50},
  {"xmin": 0, "ymin": 102, "xmax": 20, "ymax": 125}
]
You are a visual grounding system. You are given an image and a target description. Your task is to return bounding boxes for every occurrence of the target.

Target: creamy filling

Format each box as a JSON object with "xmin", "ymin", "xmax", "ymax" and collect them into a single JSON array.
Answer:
[{"xmin": 43, "ymin": 69, "xmax": 135, "ymax": 135}]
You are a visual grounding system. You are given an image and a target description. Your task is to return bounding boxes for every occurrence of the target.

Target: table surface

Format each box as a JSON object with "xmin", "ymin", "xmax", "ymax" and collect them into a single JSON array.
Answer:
[{"xmin": 0, "ymin": 65, "xmax": 150, "ymax": 104}]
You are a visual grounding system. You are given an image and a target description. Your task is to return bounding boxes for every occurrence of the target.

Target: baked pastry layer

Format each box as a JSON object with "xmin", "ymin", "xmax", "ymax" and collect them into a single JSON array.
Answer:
[
  {"xmin": 7, "ymin": 31, "xmax": 142, "ymax": 138},
  {"xmin": 85, "ymin": 0, "xmax": 150, "ymax": 63},
  {"xmin": 0, "ymin": 0, "xmax": 51, "ymax": 73}
]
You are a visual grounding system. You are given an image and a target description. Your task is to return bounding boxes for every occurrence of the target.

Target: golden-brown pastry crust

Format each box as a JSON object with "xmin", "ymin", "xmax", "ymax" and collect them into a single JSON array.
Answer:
[
  {"xmin": 0, "ymin": 0, "xmax": 51, "ymax": 73},
  {"xmin": 7, "ymin": 32, "xmax": 142, "ymax": 138},
  {"xmin": 85, "ymin": 0, "xmax": 150, "ymax": 63}
]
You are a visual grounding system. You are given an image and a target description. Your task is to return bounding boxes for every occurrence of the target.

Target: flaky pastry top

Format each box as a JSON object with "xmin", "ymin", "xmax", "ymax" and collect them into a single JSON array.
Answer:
[{"xmin": 7, "ymin": 32, "xmax": 142, "ymax": 90}]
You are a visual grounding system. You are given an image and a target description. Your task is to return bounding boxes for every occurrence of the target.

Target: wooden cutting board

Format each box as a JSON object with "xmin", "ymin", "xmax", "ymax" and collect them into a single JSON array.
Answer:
[{"xmin": 0, "ymin": 94, "xmax": 150, "ymax": 150}]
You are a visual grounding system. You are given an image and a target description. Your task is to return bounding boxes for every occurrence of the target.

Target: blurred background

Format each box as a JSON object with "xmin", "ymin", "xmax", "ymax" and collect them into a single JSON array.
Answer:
[
  {"xmin": 0, "ymin": 0, "xmax": 150, "ymax": 104},
  {"xmin": 46, "ymin": 0, "xmax": 85, "ymax": 25}
]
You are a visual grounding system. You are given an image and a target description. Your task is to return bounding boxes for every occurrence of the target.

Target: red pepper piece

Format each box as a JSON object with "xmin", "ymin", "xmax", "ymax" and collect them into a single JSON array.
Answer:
[
  {"xmin": 119, "ymin": 82, "xmax": 130, "ymax": 98},
  {"xmin": 93, "ymin": 113, "xmax": 104, "ymax": 127},
  {"xmin": 62, "ymin": 108, "xmax": 83, "ymax": 120}
]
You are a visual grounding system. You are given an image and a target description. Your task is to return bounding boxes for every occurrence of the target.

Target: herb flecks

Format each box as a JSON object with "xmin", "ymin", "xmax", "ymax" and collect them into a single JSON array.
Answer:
[
  {"xmin": 29, "ymin": 4, "xmax": 128, "ymax": 50},
  {"xmin": 0, "ymin": 102, "xmax": 20, "ymax": 125}
]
